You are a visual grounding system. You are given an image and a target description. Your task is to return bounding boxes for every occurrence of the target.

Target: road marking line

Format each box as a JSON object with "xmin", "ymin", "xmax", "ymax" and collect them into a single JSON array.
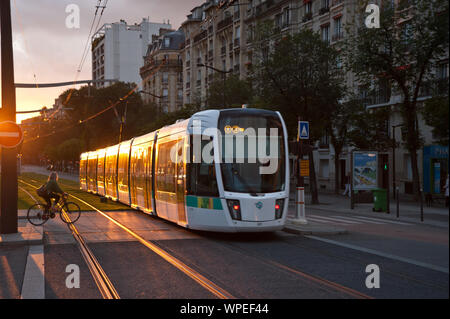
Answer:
[
  {"xmin": 307, "ymin": 217, "xmax": 350, "ymax": 226},
  {"xmin": 306, "ymin": 236, "xmax": 449, "ymax": 274},
  {"xmin": 346, "ymin": 215, "xmax": 412, "ymax": 226},
  {"xmin": 21, "ymin": 245, "xmax": 45, "ymax": 299},
  {"xmin": 310, "ymin": 215, "xmax": 362, "ymax": 224}
]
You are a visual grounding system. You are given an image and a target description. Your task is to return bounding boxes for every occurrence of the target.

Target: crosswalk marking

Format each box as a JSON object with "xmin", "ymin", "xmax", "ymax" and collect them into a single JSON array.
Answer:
[
  {"xmin": 307, "ymin": 217, "xmax": 349, "ymax": 225},
  {"xmin": 342, "ymin": 215, "xmax": 412, "ymax": 226},
  {"xmin": 306, "ymin": 214, "xmax": 413, "ymax": 226},
  {"xmin": 309, "ymin": 215, "xmax": 362, "ymax": 224}
]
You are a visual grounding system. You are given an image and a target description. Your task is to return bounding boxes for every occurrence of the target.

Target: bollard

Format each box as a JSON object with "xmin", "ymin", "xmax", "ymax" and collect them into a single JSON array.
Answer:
[
  {"xmin": 295, "ymin": 187, "xmax": 308, "ymax": 224},
  {"xmin": 420, "ymin": 188, "xmax": 424, "ymax": 222},
  {"xmin": 396, "ymin": 187, "xmax": 400, "ymax": 218}
]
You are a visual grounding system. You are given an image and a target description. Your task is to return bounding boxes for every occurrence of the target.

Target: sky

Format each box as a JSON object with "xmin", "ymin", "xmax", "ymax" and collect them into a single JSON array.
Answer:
[{"xmin": 5, "ymin": 0, "xmax": 200, "ymax": 123}]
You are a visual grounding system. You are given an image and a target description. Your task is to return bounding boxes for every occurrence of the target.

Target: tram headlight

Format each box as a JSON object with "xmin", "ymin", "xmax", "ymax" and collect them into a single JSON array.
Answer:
[
  {"xmin": 226, "ymin": 199, "xmax": 242, "ymax": 221},
  {"xmin": 275, "ymin": 199, "xmax": 285, "ymax": 219}
]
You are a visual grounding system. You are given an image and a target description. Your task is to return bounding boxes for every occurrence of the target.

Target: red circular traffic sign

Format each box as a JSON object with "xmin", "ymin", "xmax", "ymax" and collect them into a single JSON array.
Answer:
[{"xmin": 0, "ymin": 121, "xmax": 23, "ymax": 148}]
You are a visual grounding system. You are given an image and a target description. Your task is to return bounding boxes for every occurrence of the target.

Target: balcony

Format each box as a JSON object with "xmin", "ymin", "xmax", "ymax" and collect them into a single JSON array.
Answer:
[
  {"xmin": 419, "ymin": 78, "xmax": 449, "ymax": 97},
  {"xmin": 234, "ymin": 10, "xmax": 240, "ymax": 20},
  {"xmin": 332, "ymin": 32, "xmax": 344, "ymax": 42},
  {"xmin": 363, "ymin": 90, "xmax": 391, "ymax": 107},
  {"xmin": 193, "ymin": 30, "xmax": 207, "ymax": 43},
  {"xmin": 217, "ymin": 16, "xmax": 233, "ymax": 31},
  {"xmin": 319, "ymin": 7, "xmax": 330, "ymax": 15},
  {"xmin": 331, "ymin": 0, "xmax": 343, "ymax": 7},
  {"xmin": 302, "ymin": 12, "xmax": 313, "ymax": 23},
  {"xmin": 252, "ymin": 0, "xmax": 276, "ymax": 18}
]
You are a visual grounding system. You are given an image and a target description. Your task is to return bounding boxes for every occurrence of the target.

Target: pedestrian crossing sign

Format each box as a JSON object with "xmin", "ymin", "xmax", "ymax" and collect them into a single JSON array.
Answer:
[{"xmin": 298, "ymin": 121, "xmax": 309, "ymax": 140}]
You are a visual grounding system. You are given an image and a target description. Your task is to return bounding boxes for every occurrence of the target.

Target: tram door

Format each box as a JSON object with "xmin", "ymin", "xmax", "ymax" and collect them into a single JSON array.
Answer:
[{"xmin": 176, "ymin": 138, "xmax": 187, "ymax": 224}]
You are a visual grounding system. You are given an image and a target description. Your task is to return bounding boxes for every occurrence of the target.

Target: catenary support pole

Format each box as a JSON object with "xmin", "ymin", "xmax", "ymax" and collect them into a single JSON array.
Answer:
[{"xmin": 0, "ymin": 0, "xmax": 19, "ymax": 234}]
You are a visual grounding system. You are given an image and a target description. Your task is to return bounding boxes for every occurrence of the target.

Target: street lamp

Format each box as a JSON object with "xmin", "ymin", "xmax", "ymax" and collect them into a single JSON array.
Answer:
[{"xmin": 197, "ymin": 63, "xmax": 233, "ymax": 108}]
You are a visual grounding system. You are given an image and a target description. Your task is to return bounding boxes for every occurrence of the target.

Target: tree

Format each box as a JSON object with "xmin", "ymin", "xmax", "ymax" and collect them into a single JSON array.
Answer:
[
  {"xmin": 422, "ymin": 96, "xmax": 449, "ymax": 146},
  {"xmin": 206, "ymin": 74, "xmax": 253, "ymax": 108},
  {"xmin": 344, "ymin": 0, "xmax": 449, "ymax": 198},
  {"xmin": 251, "ymin": 23, "xmax": 345, "ymax": 203}
]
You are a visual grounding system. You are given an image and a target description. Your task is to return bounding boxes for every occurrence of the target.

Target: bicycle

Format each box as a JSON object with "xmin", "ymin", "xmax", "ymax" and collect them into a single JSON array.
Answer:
[{"xmin": 27, "ymin": 193, "xmax": 81, "ymax": 226}]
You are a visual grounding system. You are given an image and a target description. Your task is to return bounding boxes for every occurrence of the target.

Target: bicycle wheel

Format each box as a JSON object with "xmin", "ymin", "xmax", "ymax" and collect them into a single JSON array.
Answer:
[
  {"xmin": 60, "ymin": 202, "xmax": 81, "ymax": 224},
  {"xmin": 27, "ymin": 203, "xmax": 50, "ymax": 226}
]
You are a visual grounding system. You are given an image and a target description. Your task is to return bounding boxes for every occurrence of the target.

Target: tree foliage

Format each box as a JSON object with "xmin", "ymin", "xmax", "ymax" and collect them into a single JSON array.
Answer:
[{"xmin": 344, "ymin": 0, "xmax": 449, "ymax": 196}]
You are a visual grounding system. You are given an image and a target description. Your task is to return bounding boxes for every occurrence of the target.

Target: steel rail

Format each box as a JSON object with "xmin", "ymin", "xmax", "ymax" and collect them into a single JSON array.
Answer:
[
  {"xmin": 19, "ymin": 179, "xmax": 120, "ymax": 299},
  {"xmin": 20, "ymin": 177, "xmax": 234, "ymax": 299}
]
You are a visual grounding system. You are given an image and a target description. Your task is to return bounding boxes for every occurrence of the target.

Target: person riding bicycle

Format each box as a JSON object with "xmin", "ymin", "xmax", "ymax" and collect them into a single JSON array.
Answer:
[{"xmin": 39, "ymin": 172, "xmax": 67, "ymax": 214}]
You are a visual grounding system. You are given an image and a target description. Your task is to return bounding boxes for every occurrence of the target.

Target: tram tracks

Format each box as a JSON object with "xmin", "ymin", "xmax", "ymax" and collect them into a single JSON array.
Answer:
[
  {"xmin": 19, "ymin": 177, "xmax": 234, "ymax": 300},
  {"xmin": 202, "ymin": 237, "xmax": 374, "ymax": 299},
  {"xmin": 19, "ymin": 179, "xmax": 120, "ymax": 299}
]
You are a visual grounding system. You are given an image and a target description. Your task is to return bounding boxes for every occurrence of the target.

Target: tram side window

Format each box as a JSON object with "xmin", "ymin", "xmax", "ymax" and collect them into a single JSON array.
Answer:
[
  {"xmin": 157, "ymin": 140, "xmax": 177, "ymax": 193},
  {"xmin": 187, "ymin": 136, "xmax": 219, "ymax": 197}
]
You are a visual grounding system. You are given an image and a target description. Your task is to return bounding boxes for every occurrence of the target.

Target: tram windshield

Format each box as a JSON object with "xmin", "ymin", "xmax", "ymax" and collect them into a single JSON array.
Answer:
[{"xmin": 218, "ymin": 110, "xmax": 286, "ymax": 194}]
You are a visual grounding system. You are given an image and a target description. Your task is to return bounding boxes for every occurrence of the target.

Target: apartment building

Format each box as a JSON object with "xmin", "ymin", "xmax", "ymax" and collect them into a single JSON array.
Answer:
[
  {"xmin": 140, "ymin": 29, "xmax": 185, "ymax": 113},
  {"xmin": 177, "ymin": 0, "xmax": 448, "ymax": 195},
  {"xmin": 180, "ymin": 0, "xmax": 297, "ymax": 106},
  {"xmin": 91, "ymin": 18, "xmax": 172, "ymax": 88}
]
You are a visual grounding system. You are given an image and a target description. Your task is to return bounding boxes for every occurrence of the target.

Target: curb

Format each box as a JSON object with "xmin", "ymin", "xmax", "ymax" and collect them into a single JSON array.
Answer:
[{"xmin": 283, "ymin": 223, "xmax": 348, "ymax": 236}]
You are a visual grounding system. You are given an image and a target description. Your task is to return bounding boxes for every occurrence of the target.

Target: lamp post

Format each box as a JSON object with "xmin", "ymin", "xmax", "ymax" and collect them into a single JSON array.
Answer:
[{"xmin": 197, "ymin": 63, "xmax": 232, "ymax": 108}]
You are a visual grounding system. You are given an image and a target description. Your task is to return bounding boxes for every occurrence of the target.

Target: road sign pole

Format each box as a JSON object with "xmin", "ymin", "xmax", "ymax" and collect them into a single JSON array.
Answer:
[
  {"xmin": 0, "ymin": 0, "xmax": 18, "ymax": 234},
  {"xmin": 294, "ymin": 118, "xmax": 308, "ymax": 224}
]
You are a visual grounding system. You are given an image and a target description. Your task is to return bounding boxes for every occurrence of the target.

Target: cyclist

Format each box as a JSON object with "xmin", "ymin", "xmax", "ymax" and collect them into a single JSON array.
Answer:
[{"xmin": 39, "ymin": 172, "xmax": 67, "ymax": 215}]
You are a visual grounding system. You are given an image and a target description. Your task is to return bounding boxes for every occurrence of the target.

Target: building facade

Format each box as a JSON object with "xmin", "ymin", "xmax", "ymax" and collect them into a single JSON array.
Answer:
[
  {"xmin": 140, "ymin": 29, "xmax": 185, "ymax": 113},
  {"xmin": 180, "ymin": 0, "xmax": 298, "ymax": 106},
  {"xmin": 91, "ymin": 18, "xmax": 172, "ymax": 88}
]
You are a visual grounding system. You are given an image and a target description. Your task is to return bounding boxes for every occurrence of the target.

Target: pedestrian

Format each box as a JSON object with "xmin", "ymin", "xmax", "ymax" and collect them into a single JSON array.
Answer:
[
  {"xmin": 342, "ymin": 174, "xmax": 351, "ymax": 197},
  {"xmin": 445, "ymin": 174, "xmax": 449, "ymax": 208}
]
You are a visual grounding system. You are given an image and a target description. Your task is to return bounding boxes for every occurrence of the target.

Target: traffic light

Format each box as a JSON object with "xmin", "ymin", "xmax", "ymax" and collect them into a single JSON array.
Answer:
[{"xmin": 384, "ymin": 163, "xmax": 388, "ymax": 171}]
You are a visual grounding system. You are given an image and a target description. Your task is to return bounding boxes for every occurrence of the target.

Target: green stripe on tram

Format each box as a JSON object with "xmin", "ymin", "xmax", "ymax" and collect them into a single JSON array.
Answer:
[{"xmin": 186, "ymin": 195, "xmax": 223, "ymax": 210}]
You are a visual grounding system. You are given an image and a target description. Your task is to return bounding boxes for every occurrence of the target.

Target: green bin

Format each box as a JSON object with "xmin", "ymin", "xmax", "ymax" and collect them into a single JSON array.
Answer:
[{"xmin": 372, "ymin": 188, "xmax": 387, "ymax": 212}]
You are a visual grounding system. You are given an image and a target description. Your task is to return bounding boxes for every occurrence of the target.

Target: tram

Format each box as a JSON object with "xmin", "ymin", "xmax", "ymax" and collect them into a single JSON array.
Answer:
[{"xmin": 80, "ymin": 108, "xmax": 290, "ymax": 232}]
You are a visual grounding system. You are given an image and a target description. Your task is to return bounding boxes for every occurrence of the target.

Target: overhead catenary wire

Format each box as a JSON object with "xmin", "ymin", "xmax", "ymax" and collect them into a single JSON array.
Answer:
[
  {"xmin": 63, "ymin": 0, "xmax": 107, "ymax": 109},
  {"xmin": 22, "ymin": 61, "xmax": 165, "ymax": 145}
]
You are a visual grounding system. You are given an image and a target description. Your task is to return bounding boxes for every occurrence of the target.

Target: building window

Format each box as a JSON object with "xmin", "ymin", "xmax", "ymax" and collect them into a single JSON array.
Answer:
[
  {"xmin": 321, "ymin": 25, "xmax": 330, "ymax": 43},
  {"xmin": 162, "ymin": 72, "xmax": 168, "ymax": 84},
  {"xmin": 178, "ymin": 89, "xmax": 183, "ymax": 100},
  {"xmin": 305, "ymin": 1, "xmax": 312, "ymax": 14},
  {"xmin": 164, "ymin": 37, "xmax": 171, "ymax": 48},
  {"xmin": 282, "ymin": 8, "xmax": 290, "ymax": 27}
]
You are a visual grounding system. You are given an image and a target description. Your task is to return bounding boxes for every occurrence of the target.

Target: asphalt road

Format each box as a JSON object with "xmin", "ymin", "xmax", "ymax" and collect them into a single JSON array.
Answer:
[{"xmin": 33, "ymin": 210, "xmax": 449, "ymax": 299}]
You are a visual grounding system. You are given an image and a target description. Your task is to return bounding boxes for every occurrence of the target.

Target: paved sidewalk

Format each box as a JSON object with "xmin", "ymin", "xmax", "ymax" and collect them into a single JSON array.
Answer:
[
  {"xmin": 284, "ymin": 218, "xmax": 348, "ymax": 236},
  {"xmin": 0, "ymin": 219, "xmax": 43, "ymax": 246},
  {"xmin": 289, "ymin": 192, "xmax": 449, "ymax": 228}
]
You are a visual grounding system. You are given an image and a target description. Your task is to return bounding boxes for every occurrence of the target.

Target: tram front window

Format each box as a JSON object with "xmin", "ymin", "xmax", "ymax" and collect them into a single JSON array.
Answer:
[{"xmin": 218, "ymin": 110, "xmax": 286, "ymax": 194}]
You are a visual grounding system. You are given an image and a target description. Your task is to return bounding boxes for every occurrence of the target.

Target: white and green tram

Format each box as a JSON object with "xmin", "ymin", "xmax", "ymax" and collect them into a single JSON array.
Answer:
[{"xmin": 80, "ymin": 108, "xmax": 289, "ymax": 232}]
